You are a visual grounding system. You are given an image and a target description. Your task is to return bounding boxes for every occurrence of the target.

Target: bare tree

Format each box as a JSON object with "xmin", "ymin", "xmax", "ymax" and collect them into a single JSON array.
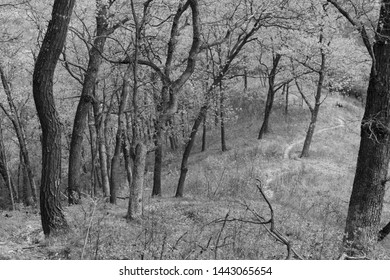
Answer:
[{"xmin": 32, "ymin": 0, "xmax": 76, "ymax": 236}]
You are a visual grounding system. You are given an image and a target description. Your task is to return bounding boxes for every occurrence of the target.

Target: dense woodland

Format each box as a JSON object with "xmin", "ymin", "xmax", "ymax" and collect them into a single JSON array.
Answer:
[{"xmin": 1, "ymin": 0, "xmax": 390, "ymax": 260}]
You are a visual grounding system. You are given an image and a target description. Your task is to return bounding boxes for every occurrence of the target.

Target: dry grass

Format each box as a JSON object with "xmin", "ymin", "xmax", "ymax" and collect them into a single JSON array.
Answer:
[{"xmin": 2, "ymin": 94, "xmax": 390, "ymax": 260}]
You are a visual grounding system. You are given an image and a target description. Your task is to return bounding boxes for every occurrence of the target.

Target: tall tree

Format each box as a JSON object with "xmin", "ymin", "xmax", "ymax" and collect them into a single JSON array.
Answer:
[
  {"xmin": 0, "ymin": 64, "xmax": 38, "ymax": 205},
  {"xmin": 67, "ymin": 1, "xmax": 128, "ymax": 204},
  {"xmin": 175, "ymin": 0, "xmax": 289, "ymax": 197},
  {"xmin": 328, "ymin": 0, "xmax": 390, "ymax": 257},
  {"xmin": 32, "ymin": 0, "xmax": 75, "ymax": 236}
]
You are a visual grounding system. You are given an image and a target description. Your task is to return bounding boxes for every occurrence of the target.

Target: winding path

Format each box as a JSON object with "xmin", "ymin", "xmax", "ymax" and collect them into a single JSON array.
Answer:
[{"xmin": 283, "ymin": 117, "xmax": 346, "ymax": 159}]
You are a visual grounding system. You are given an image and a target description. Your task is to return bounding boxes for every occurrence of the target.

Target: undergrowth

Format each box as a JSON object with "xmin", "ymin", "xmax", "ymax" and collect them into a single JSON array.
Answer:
[{"xmin": 1, "ymin": 95, "xmax": 390, "ymax": 260}]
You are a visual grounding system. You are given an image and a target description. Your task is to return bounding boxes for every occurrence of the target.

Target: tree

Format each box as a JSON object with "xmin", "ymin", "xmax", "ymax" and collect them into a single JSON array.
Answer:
[
  {"xmin": 67, "ymin": 1, "xmax": 129, "ymax": 204},
  {"xmin": 0, "ymin": 64, "xmax": 37, "ymax": 205},
  {"xmin": 32, "ymin": 0, "xmax": 76, "ymax": 236},
  {"xmin": 0, "ymin": 120, "xmax": 15, "ymax": 210},
  {"xmin": 328, "ymin": 0, "xmax": 390, "ymax": 257},
  {"xmin": 175, "ymin": 0, "xmax": 289, "ymax": 197}
]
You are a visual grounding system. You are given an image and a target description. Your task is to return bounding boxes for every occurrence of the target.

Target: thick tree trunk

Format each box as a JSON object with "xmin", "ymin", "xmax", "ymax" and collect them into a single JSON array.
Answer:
[
  {"xmin": 127, "ymin": 143, "xmax": 146, "ymax": 220},
  {"xmin": 68, "ymin": 4, "xmax": 110, "ymax": 205},
  {"xmin": 340, "ymin": 1, "xmax": 390, "ymax": 257},
  {"xmin": 32, "ymin": 0, "xmax": 74, "ymax": 236},
  {"xmin": 258, "ymin": 53, "xmax": 281, "ymax": 140}
]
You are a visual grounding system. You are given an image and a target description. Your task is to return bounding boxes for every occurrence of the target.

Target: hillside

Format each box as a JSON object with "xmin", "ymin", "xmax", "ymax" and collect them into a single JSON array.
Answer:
[{"xmin": 1, "ymin": 94, "xmax": 390, "ymax": 260}]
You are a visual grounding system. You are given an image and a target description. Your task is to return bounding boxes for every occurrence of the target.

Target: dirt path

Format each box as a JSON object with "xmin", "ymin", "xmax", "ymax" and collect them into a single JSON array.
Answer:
[{"xmin": 283, "ymin": 117, "xmax": 345, "ymax": 159}]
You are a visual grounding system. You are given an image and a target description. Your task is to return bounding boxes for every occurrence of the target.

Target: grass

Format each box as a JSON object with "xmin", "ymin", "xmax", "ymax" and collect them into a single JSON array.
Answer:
[{"xmin": 1, "ymin": 92, "xmax": 390, "ymax": 260}]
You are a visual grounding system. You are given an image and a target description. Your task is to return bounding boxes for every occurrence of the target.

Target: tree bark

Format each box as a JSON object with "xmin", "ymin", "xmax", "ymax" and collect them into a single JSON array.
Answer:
[
  {"xmin": 343, "ymin": 6, "xmax": 390, "ymax": 254},
  {"xmin": 32, "ymin": 0, "xmax": 75, "ymax": 236},
  {"xmin": 258, "ymin": 53, "xmax": 281, "ymax": 140},
  {"xmin": 127, "ymin": 143, "xmax": 146, "ymax": 220},
  {"xmin": 68, "ymin": 2, "xmax": 111, "ymax": 204}
]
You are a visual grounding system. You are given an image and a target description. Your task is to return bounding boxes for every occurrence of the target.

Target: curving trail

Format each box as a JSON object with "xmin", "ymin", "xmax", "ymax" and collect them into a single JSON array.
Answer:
[{"xmin": 283, "ymin": 117, "xmax": 345, "ymax": 159}]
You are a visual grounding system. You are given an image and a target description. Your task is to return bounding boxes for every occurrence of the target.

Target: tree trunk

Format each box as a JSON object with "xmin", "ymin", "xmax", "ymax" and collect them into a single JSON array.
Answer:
[
  {"xmin": 244, "ymin": 70, "xmax": 248, "ymax": 91},
  {"xmin": 201, "ymin": 114, "xmax": 207, "ymax": 152},
  {"xmin": 93, "ymin": 100, "xmax": 110, "ymax": 198},
  {"xmin": 127, "ymin": 143, "xmax": 146, "ymax": 220},
  {"xmin": 284, "ymin": 83, "xmax": 289, "ymax": 116},
  {"xmin": 300, "ymin": 105, "xmax": 320, "ymax": 158},
  {"xmin": 152, "ymin": 125, "xmax": 162, "ymax": 196},
  {"xmin": 19, "ymin": 153, "xmax": 34, "ymax": 206},
  {"xmin": 0, "ymin": 65, "xmax": 38, "ymax": 204},
  {"xmin": 88, "ymin": 107, "xmax": 98, "ymax": 197},
  {"xmin": 220, "ymin": 83, "xmax": 227, "ymax": 152},
  {"xmin": 0, "ymin": 122, "xmax": 15, "ymax": 210},
  {"xmin": 110, "ymin": 67, "xmax": 132, "ymax": 204},
  {"xmin": 378, "ymin": 221, "xmax": 390, "ymax": 241},
  {"xmin": 258, "ymin": 53, "xmax": 281, "ymax": 140},
  {"xmin": 68, "ymin": 3, "xmax": 110, "ymax": 205},
  {"xmin": 32, "ymin": 0, "xmax": 74, "ymax": 236},
  {"xmin": 343, "ymin": 2, "xmax": 390, "ymax": 254},
  {"xmin": 176, "ymin": 104, "xmax": 207, "ymax": 197},
  {"xmin": 300, "ymin": 37, "xmax": 326, "ymax": 158}
]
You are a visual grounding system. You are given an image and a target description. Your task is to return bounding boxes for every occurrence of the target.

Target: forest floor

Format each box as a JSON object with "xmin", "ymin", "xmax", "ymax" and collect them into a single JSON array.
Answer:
[{"xmin": 1, "ymin": 95, "xmax": 390, "ymax": 260}]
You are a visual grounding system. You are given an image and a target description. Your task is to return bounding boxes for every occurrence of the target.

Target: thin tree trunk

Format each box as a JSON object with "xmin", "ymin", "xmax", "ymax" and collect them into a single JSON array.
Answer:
[
  {"xmin": 284, "ymin": 83, "xmax": 289, "ymax": 116},
  {"xmin": 0, "ymin": 122, "xmax": 15, "ymax": 210},
  {"xmin": 88, "ymin": 107, "xmax": 98, "ymax": 197},
  {"xmin": 258, "ymin": 53, "xmax": 281, "ymax": 140},
  {"xmin": 300, "ymin": 35, "xmax": 326, "ymax": 158},
  {"xmin": 93, "ymin": 99, "xmax": 110, "ymax": 198},
  {"xmin": 32, "ymin": 0, "xmax": 74, "ymax": 236},
  {"xmin": 300, "ymin": 104, "xmax": 320, "ymax": 158},
  {"xmin": 176, "ymin": 103, "xmax": 208, "ymax": 197},
  {"xmin": 19, "ymin": 153, "xmax": 34, "ymax": 206},
  {"xmin": 127, "ymin": 143, "xmax": 146, "ymax": 220},
  {"xmin": 68, "ymin": 3, "xmax": 111, "ymax": 205},
  {"xmin": 201, "ymin": 114, "xmax": 207, "ymax": 152},
  {"xmin": 110, "ymin": 67, "xmax": 132, "ymax": 204},
  {"xmin": 220, "ymin": 83, "xmax": 227, "ymax": 152},
  {"xmin": 0, "ymin": 65, "xmax": 38, "ymax": 204},
  {"xmin": 244, "ymin": 70, "xmax": 248, "ymax": 91},
  {"xmin": 152, "ymin": 125, "xmax": 162, "ymax": 196}
]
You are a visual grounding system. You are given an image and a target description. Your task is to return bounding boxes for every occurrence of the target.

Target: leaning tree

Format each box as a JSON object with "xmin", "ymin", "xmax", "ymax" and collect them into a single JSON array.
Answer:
[{"xmin": 33, "ymin": 0, "xmax": 76, "ymax": 236}]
